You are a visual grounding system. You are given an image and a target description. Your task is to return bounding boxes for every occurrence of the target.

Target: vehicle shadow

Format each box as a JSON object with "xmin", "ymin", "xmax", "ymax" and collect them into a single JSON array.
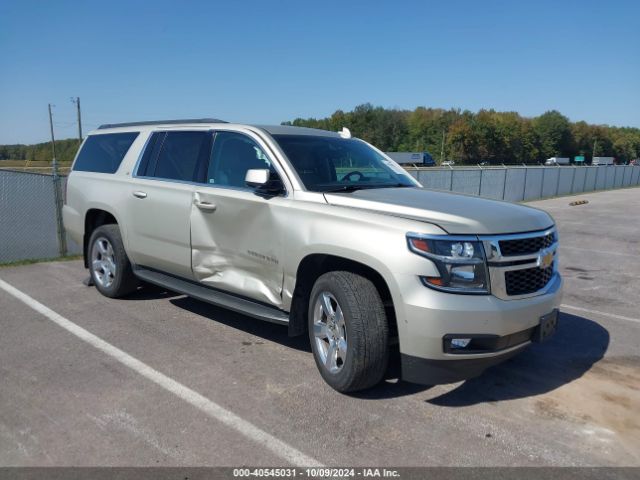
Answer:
[
  {"xmin": 426, "ymin": 312, "xmax": 609, "ymax": 406},
  {"xmin": 154, "ymin": 290, "xmax": 609, "ymax": 403},
  {"xmin": 352, "ymin": 350, "xmax": 434, "ymax": 399},
  {"xmin": 121, "ymin": 283, "xmax": 182, "ymax": 301},
  {"xmin": 170, "ymin": 295, "xmax": 432, "ymax": 398},
  {"xmin": 169, "ymin": 296, "xmax": 311, "ymax": 353}
]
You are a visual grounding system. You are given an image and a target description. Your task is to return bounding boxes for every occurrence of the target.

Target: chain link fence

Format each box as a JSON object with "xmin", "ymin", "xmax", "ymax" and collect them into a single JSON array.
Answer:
[
  {"xmin": 406, "ymin": 165, "xmax": 640, "ymax": 201},
  {"xmin": 0, "ymin": 170, "xmax": 81, "ymax": 263},
  {"xmin": 0, "ymin": 165, "xmax": 639, "ymax": 264}
]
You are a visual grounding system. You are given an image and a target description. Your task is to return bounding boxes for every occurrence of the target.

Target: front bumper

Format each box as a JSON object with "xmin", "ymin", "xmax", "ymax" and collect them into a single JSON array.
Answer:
[
  {"xmin": 393, "ymin": 272, "xmax": 563, "ymax": 385},
  {"xmin": 401, "ymin": 345, "xmax": 527, "ymax": 385}
]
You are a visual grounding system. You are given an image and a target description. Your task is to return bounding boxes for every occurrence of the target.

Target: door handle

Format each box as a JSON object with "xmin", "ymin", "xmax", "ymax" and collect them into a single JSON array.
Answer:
[
  {"xmin": 132, "ymin": 191, "xmax": 147, "ymax": 199},
  {"xmin": 194, "ymin": 199, "xmax": 217, "ymax": 211}
]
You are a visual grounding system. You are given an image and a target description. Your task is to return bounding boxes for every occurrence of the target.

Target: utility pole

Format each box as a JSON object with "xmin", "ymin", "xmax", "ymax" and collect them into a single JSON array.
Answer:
[
  {"xmin": 592, "ymin": 139, "xmax": 597, "ymax": 161},
  {"xmin": 48, "ymin": 103, "xmax": 67, "ymax": 257},
  {"xmin": 71, "ymin": 97, "xmax": 82, "ymax": 143},
  {"xmin": 48, "ymin": 103, "xmax": 58, "ymax": 177},
  {"xmin": 440, "ymin": 129, "xmax": 446, "ymax": 164}
]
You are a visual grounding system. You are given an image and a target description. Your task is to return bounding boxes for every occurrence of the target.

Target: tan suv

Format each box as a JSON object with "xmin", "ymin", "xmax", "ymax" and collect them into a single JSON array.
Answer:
[{"xmin": 63, "ymin": 119, "xmax": 562, "ymax": 392}]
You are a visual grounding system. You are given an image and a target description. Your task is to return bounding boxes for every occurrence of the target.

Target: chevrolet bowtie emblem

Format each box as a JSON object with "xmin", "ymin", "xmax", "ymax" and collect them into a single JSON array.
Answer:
[{"xmin": 537, "ymin": 250, "xmax": 554, "ymax": 269}]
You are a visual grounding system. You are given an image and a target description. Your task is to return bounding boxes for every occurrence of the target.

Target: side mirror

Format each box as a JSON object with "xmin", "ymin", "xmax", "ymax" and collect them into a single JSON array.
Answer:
[
  {"xmin": 245, "ymin": 169, "xmax": 269, "ymax": 188},
  {"xmin": 245, "ymin": 169, "xmax": 284, "ymax": 196}
]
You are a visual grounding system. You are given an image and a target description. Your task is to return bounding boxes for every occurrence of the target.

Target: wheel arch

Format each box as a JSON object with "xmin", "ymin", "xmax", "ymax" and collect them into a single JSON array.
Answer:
[
  {"xmin": 288, "ymin": 253, "xmax": 398, "ymax": 342},
  {"xmin": 83, "ymin": 208, "xmax": 120, "ymax": 268}
]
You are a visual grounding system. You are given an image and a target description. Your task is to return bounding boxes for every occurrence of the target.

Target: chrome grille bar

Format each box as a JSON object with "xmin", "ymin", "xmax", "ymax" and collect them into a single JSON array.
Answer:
[{"xmin": 480, "ymin": 227, "xmax": 559, "ymax": 300}]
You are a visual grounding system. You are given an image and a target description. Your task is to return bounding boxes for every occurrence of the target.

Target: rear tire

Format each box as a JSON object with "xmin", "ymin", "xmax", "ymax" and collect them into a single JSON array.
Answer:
[
  {"xmin": 88, "ymin": 224, "xmax": 138, "ymax": 298},
  {"xmin": 308, "ymin": 271, "xmax": 389, "ymax": 393}
]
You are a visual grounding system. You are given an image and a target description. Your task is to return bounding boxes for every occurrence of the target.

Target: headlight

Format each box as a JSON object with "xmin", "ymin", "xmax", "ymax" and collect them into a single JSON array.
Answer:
[{"xmin": 407, "ymin": 234, "xmax": 490, "ymax": 294}]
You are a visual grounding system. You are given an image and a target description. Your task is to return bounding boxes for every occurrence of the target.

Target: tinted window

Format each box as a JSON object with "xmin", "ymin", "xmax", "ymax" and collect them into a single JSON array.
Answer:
[
  {"xmin": 151, "ymin": 131, "xmax": 211, "ymax": 182},
  {"xmin": 73, "ymin": 132, "xmax": 139, "ymax": 173},
  {"xmin": 207, "ymin": 132, "xmax": 272, "ymax": 188},
  {"xmin": 272, "ymin": 134, "xmax": 415, "ymax": 192},
  {"xmin": 136, "ymin": 132, "xmax": 164, "ymax": 177}
]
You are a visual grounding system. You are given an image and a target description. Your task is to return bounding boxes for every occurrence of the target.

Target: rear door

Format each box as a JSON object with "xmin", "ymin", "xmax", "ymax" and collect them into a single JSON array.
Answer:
[
  {"xmin": 125, "ymin": 130, "xmax": 212, "ymax": 278},
  {"xmin": 189, "ymin": 130, "xmax": 287, "ymax": 307}
]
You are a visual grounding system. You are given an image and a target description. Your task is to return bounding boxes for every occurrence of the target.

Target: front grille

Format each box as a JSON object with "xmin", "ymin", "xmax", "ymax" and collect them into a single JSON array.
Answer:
[
  {"xmin": 505, "ymin": 264, "xmax": 554, "ymax": 295},
  {"xmin": 499, "ymin": 232, "xmax": 555, "ymax": 256}
]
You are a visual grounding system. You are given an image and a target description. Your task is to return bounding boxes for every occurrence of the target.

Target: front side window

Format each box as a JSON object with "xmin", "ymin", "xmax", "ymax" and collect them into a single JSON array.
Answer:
[
  {"xmin": 207, "ymin": 132, "xmax": 272, "ymax": 188},
  {"xmin": 271, "ymin": 135, "xmax": 416, "ymax": 192},
  {"xmin": 150, "ymin": 131, "xmax": 211, "ymax": 182},
  {"xmin": 73, "ymin": 132, "xmax": 139, "ymax": 174}
]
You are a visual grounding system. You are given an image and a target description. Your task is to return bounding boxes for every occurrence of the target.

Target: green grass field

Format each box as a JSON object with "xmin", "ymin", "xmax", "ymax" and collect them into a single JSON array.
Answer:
[{"xmin": 0, "ymin": 159, "xmax": 72, "ymax": 174}]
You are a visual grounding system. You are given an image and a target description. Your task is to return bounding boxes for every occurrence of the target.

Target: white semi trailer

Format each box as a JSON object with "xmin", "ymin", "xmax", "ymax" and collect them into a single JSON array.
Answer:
[{"xmin": 592, "ymin": 157, "xmax": 615, "ymax": 166}]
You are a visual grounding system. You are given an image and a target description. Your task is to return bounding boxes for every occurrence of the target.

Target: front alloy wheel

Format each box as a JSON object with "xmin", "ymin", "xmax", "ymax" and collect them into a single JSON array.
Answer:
[
  {"xmin": 313, "ymin": 292, "xmax": 348, "ymax": 373},
  {"xmin": 308, "ymin": 271, "xmax": 389, "ymax": 392}
]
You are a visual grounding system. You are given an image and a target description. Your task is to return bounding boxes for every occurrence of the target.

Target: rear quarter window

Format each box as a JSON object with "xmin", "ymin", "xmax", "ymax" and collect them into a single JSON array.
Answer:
[{"xmin": 73, "ymin": 132, "xmax": 139, "ymax": 173}]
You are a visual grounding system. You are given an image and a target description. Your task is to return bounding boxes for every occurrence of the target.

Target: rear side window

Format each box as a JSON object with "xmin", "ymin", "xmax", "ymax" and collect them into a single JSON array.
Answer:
[
  {"xmin": 136, "ymin": 132, "xmax": 164, "ymax": 177},
  {"xmin": 73, "ymin": 132, "xmax": 139, "ymax": 173},
  {"xmin": 147, "ymin": 131, "xmax": 211, "ymax": 182}
]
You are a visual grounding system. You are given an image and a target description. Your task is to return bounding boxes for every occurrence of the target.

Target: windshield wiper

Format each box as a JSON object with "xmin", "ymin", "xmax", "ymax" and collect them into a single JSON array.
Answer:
[
  {"xmin": 379, "ymin": 183, "xmax": 414, "ymax": 188},
  {"xmin": 323, "ymin": 183, "xmax": 414, "ymax": 193},
  {"xmin": 322, "ymin": 185, "xmax": 370, "ymax": 193}
]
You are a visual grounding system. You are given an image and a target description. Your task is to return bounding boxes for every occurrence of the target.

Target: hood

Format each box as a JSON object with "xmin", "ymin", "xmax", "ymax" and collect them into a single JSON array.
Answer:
[{"xmin": 324, "ymin": 187, "xmax": 554, "ymax": 235}]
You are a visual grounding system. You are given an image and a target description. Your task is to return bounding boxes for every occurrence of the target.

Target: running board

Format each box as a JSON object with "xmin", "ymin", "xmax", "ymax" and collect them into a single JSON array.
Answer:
[{"xmin": 133, "ymin": 267, "xmax": 290, "ymax": 325}]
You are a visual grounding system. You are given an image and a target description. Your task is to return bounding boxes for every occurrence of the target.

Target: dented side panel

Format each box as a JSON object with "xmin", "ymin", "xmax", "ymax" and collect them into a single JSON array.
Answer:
[{"xmin": 190, "ymin": 187, "xmax": 289, "ymax": 307}]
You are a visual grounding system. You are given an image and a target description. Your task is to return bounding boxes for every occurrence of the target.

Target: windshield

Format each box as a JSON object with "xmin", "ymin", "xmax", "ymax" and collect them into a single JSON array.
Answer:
[{"xmin": 272, "ymin": 134, "xmax": 417, "ymax": 192}]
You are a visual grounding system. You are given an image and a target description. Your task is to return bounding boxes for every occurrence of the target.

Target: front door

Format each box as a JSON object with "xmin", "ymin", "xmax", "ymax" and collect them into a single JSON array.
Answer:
[{"xmin": 190, "ymin": 130, "xmax": 286, "ymax": 307}]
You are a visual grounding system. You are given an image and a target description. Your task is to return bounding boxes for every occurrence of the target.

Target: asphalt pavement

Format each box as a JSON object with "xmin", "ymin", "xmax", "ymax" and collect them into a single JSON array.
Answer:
[{"xmin": 0, "ymin": 188, "xmax": 638, "ymax": 467}]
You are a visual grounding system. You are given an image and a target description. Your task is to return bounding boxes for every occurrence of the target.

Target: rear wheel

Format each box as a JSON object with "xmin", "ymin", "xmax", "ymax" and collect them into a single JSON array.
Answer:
[
  {"xmin": 89, "ymin": 224, "xmax": 138, "ymax": 298},
  {"xmin": 308, "ymin": 271, "xmax": 389, "ymax": 392}
]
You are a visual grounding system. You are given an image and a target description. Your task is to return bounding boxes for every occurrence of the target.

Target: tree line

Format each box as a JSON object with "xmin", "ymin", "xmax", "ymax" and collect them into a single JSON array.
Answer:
[
  {"xmin": 0, "ymin": 139, "xmax": 80, "ymax": 163},
  {"xmin": 284, "ymin": 104, "xmax": 640, "ymax": 165},
  {"xmin": 2, "ymin": 105, "xmax": 639, "ymax": 166}
]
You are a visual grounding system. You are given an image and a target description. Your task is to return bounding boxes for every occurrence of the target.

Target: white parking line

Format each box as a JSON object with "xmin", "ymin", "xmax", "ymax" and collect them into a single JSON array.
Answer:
[
  {"xmin": 0, "ymin": 278, "xmax": 322, "ymax": 467},
  {"xmin": 561, "ymin": 304, "xmax": 640, "ymax": 324}
]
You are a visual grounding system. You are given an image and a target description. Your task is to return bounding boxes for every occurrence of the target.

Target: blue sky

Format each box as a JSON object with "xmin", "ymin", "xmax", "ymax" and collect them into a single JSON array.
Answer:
[{"xmin": 1, "ymin": 0, "xmax": 638, "ymax": 144}]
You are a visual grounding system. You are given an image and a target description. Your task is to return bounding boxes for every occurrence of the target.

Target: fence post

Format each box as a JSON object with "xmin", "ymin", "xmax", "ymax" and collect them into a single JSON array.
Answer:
[
  {"xmin": 52, "ymin": 169, "xmax": 67, "ymax": 257},
  {"xmin": 583, "ymin": 166, "xmax": 588, "ymax": 191},
  {"xmin": 570, "ymin": 166, "xmax": 576, "ymax": 193},
  {"xmin": 478, "ymin": 168, "xmax": 483, "ymax": 196},
  {"xmin": 502, "ymin": 168, "xmax": 507, "ymax": 200},
  {"xmin": 540, "ymin": 167, "xmax": 545, "ymax": 198},
  {"xmin": 555, "ymin": 167, "xmax": 561, "ymax": 196},
  {"xmin": 522, "ymin": 167, "xmax": 528, "ymax": 201}
]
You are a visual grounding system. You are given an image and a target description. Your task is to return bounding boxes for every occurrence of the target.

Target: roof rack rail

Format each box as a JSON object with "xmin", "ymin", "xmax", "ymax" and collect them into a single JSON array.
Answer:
[{"xmin": 98, "ymin": 118, "xmax": 228, "ymax": 129}]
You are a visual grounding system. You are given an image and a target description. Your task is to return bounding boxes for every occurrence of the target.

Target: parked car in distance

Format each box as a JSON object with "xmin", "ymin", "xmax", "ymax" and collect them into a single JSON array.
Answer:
[
  {"xmin": 545, "ymin": 157, "xmax": 570, "ymax": 166},
  {"xmin": 592, "ymin": 157, "xmax": 615, "ymax": 166},
  {"xmin": 63, "ymin": 119, "xmax": 562, "ymax": 392},
  {"xmin": 441, "ymin": 160, "xmax": 455, "ymax": 167}
]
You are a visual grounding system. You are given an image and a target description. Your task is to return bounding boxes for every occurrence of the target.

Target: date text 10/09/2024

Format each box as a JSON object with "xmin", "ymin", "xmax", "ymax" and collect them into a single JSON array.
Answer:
[{"xmin": 232, "ymin": 468, "xmax": 401, "ymax": 478}]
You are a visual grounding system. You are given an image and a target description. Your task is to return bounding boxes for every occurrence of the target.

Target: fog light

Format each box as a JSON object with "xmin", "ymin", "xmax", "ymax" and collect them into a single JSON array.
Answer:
[{"xmin": 450, "ymin": 338, "xmax": 471, "ymax": 349}]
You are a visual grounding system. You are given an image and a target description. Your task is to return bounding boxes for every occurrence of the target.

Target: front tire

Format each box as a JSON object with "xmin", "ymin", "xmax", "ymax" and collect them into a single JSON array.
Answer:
[
  {"xmin": 308, "ymin": 271, "xmax": 389, "ymax": 392},
  {"xmin": 88, "ymin": 224, "xmax": 138, "ymax": 298}
]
